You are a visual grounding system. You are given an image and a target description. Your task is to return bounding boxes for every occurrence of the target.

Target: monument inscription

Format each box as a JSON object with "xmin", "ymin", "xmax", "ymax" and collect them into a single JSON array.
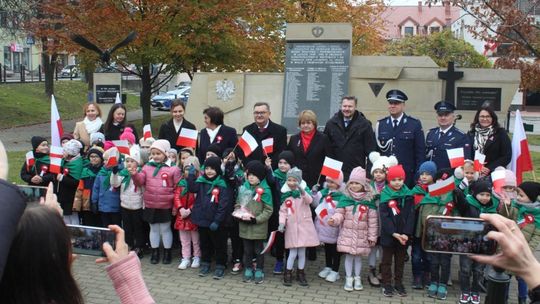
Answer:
[{"xmin": 457, "ymin": 87, "xmax": 501, "ymax": 111}]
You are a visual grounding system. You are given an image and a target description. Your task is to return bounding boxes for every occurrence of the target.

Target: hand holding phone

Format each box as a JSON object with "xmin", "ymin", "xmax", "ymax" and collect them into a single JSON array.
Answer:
[
  {"xmin": 68, "ymin": 224, "xmax": 116, "ymax": 257},
  {"xmin": 96, "ymin": 225, "xmax": 129, "ymax": 264}
]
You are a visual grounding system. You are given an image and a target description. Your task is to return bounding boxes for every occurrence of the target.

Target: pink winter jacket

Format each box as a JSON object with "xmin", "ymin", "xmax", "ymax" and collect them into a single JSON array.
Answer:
[
  {"xmin": 279, "ymin": 184, "xmax": 319, "ymax": 249},
  {"xmin": 132, "ymin": 164, "xmax": 181, "ymax": 209},
  {"xmin": 106, "ymin": 252, "xmax": 155, "ymax": 304},
  {"xmin": 330, "ymin": 206, "xmax": 379, "ymax": 256}
]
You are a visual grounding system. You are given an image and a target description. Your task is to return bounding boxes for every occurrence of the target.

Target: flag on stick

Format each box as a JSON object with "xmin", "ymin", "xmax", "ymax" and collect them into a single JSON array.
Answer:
[
  {"xmin": 491, "ymin": 169, "xmax": 506, "ymax": 193},
  {"xmin": 176, "ymin": 128, "xmax": 198, "ymax": 148},
  {"xmin": 474, "ymin": 152, "xmax": 486, "ymax": 172},
  {"xmin": 260, "ymin": 231, "xmax": 277, "ymax": 255},
  {"xmin": 428, "ymin": 177, "xmax": 455, "ymax": 196},
  {"xmin": 25, "ymin": 151, "xmax": 35, "ymax": 171},
  {"xmin": 262, "ymin": 138, "xmax": 274, "ymax": 155},
  {"xmin": 320, "ymin": 157, "xmax": 343, "ymax": 180},
  {"xmin": 447, "ymin": 147, "xmax": 465, "ymax": 168},
  {"xmin": 238, "ymin": 131, "xmax": 258, "ymax": 157},
  {"xmin": 50, "ymin": 95, "xmax": 63, "ymax": 147},
  {"xmin": 509, "ymin": 110, "xmax": 533, "ymax": 184},
  {"xmin": 112, "ymin": 140, "xmax": 130, "ymax": 155},
  {"xmin": 49, "ymin": 146, "xmax": 63, "ymax": 174},
  {"xmin": 143, "ymin": 124, "xmax": 152, "ymax": 140}
]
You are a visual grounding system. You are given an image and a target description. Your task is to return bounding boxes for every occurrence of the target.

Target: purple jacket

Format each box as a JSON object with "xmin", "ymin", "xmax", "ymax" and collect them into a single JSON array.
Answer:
[
  {"xmin": 312, "ymin": 191, "xmax": 340, "ymax": 244},
  {"xmin": 132, "ymin": 164, "xmax": 181, "ymax": 209}
]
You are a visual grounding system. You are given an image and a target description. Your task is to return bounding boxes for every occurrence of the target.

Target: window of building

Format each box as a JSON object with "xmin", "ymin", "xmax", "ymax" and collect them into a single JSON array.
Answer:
[
  {"xmin": 23, "ymin": 48, "xmax": 30, "ymax": 68},
  {"xmin": 430, "ymin": 26, "xmax": 440, "ymax": 33},
  {"xmin": 3, "ymin": 46, "xmax": 11, "ymax": 68},
  {"xmin": 404, "ymin": 26, "xmax": 414, "ymax": 36}
]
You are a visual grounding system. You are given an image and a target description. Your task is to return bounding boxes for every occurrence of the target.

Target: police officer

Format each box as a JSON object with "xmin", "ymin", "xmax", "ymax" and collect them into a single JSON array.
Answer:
[
  {"xmin": 376, "ymin": 90, "xmax": 425, "ymax": 187},
  {"xmin": 425, "ymin": 101, "xmax": 471, "ymax": 170}
]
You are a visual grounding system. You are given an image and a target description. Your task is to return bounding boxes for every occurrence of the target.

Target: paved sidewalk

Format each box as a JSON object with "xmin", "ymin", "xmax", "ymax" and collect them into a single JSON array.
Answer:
[{"xmin": 72, "ymin": 245, "xmax": 524, "ymax": 304}]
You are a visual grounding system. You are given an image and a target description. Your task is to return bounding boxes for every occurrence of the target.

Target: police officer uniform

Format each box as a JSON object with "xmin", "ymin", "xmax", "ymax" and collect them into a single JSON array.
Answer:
[
  {"xmin": 425, "ymin": 101, "xmax": 471, "ymax": 170},
  {"xmin": 376, "ymin": 90, "xmax": 425, "ymax": 187}
]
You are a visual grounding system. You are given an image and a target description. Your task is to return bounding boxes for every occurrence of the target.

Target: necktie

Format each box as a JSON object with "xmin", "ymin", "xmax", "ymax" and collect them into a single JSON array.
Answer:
[
  {"xmin": 344, "ymin": 120, "xmax": 350, "ymax": 128},
  {"xmin": 259, "ymin": 127, "xmax": 266, "ymax": 133},
  {"xmin": 438, "ymin": 131, "xmax": 445, "ymax": 140},
  {"xmin": 393, "ymin": 119, "xmax": 398, "ymax": 129}
]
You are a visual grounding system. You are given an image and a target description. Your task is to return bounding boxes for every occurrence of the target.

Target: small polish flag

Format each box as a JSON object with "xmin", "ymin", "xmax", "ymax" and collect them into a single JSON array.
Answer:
[
  {"xmin": 176, "ymin": 128, "xmax": 198, "ymax": 148},
  {"xmin": 428, "ymin": 177, "xmax": 455, "ymax": 196},
  {"xmin": 315, "ymin": 203, "xmax": 329, "ymax": 221},
  {"xmin": 510, "ymin": 110, "xmax": 533, "ymax": 184},
  {"xmin": 105, "ymin": 147, "xmax": 119, "ymax": 168},
  {"xmin": 447, "ymin": 147, "xmax": 465, "ymax": 168},
  {"xmin": 262, "ymin": 138, "xmax": 274, "ymax": 155},
  {"xmin": 112, "ymin": 140, "xmax": 130, "ymax": 155},
  {"xmin": 260, "ymin": 231, "xmax": 277, "ymax": 255},
  {"xmin": 115, "ymin": 93, "xmax": 122, "ymax": 104},
  {"xmin": 474, "ymin": 151, "xmax": 486, "ymax": 172},
  {"xmin": 50, "ymin": 95, "xmax": 63, "ymax": 147},
  {"xmin": 25, "ymin": 151, "xmax": 35, "ymax": 171},
  {"xmin": 238, "ymin": 131, "xmax": 258, "ymax": 157},
  {"xmin": 143, "ymin": 124, "xmax": 152, "ymax": 140},
  {"xmin": 49, "ymin": 146, "xmax": 64, "ymax": 174},
  {"xmin": 320, "ymin": 157, "xmax": 343, "ymax": 180},
  {"xmin": 491, "ymin": 169, "xmax": 506, "ymax": 193}
]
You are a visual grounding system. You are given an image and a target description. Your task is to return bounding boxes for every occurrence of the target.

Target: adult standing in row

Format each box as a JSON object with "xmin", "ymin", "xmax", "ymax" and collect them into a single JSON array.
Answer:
[
  {"xmin": 376, "ymin": 90, "xmax": 425, "ymax": 188},
  {"xmin": 425, "ymin": 101, "xmax": 471, "ymax": 170},
  {"xmin": 73, "ymin": 103, "xmax": 103, "ymax": 150},
  {"xmin": 468, "ymin": 105, "xmax": 511, "ymax": 177},
  {"xmin": 241, "ymin": 102, "xmax": 287, "ymax": 169},
  {"xmin": 197, "ymin": 107, "xmax": 237, "ymax": 163},
  {"xmin": 101, "ymin": 103, "xmax": 139, "ymax": 141},
  {"xmin": 324, "ymin": 96, "xmax": 376, "ymax": 180},
  {"xmin": 288, "ymin": 110, "xmax": 332, "ymax": 188},
  {"xmin": 158, "ymin": 100, "xmax": 197, "ymax": 152}
]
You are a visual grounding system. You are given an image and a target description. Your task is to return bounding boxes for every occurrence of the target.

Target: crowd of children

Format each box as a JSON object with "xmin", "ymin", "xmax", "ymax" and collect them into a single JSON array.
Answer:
[{"xmin": 20, "ymin": 129, "xmax": 540, "ymax": 304}]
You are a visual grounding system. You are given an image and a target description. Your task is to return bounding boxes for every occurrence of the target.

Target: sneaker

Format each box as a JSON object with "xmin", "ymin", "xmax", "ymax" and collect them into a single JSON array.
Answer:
[
  {"xmin": 318, "ymin": 267, "xmax": 332, "ymax": 279},
  {"xmin": 254, "ymin": 269, "xmax": 264, "ymax": 284},
  {"xmin": 198, "ymin": 263, "xmax": 211, "ymax": 277},
  {"xmin": 213, "ymin": 266, "xmax": 225, "ymax": 280},
  {"xmin": 394, "ymin": 284, "xmax": 407, "ymax": 297},
  {"xmin": 243, "ymin": 268, "xmax": 253, "ymax": 283},
  {"xmin": 325, "ymin": 271, "xmax": 340, "ymax": 283},
  {"xmin": 448, "ymin": 278, "xmax": 453, "ymax": 287},
  {"xmin": 459, "ymin": 292, "xmax": 471, "ymax": 304},
  {"xmin": 436, "ymin": 284, "xmax": 448, "ymax": 300},
  {"xmin": 231, "ymin": 261, "xmax": 242, "ymax": 275},
  {"xmin": 344, "ymin": 276, "xmax": 354, "ymax": 292},
  {"xmin": 427, "ymin": 283, "xmax": 438, "ymax": 298},
  {"xmin": 412, "ymin": 275, "xmax": 423, "ymax": 289},
  {"xmin": 367, "ymin": 267, "xmax": 380, "ymax": 287},
  {"xmin": 382, "ymin": 285, "xmax": 394, "ymax": 297},
  {"xmin": 191, "ymin": 257, "xmax": 200, "ymax": 268},
  {"xmin": 353, "ymin": 276, "xmax": 363, "ymax": 290},
  {"xmin": 177, "ymin": 258, "xmax": 191, "ymax": 270},
  {"xmin": 470, "ymin": 292, "xmax": 480, "ymax": 304},
  {"xmin": 273, "ymin": 261, "xmax": 284, "ymax": 274}
]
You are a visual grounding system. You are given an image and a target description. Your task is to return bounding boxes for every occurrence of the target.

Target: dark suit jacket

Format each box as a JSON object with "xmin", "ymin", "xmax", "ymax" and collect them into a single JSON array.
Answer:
[
  {"xmin": 468, "ymin": 127, "xmax": 512, "ymax": 171},
  {"xmin": 158, "ymin": 118, "xmax": 197, "ymax": 152},
  {"xmin": 241, "ymin": 120, "xmax": 288, "ymax": 169},
  {"xmin": 287, "ymin": 131, "xmax": 333, "ymax": 188},
  {"xmin": 197, "ymin": 124, "xmax": 238, "ymax": 163}
]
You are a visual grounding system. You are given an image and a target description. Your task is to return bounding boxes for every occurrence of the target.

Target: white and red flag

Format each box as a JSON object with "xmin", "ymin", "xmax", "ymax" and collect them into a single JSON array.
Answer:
[
  {"xmin": 320, "ymin": 157, "xmax": 343, "ymax": 180},
  {"xmin": 105, "ymin": 147, "xmax": 119, "ymax": 168},
  {"xmin": 112, "ymin": 140, "xmax": 130, "ymax": 155},
  {"xmin": 238, "ymin": 131, "xmax": 258, "ymax": 157},
  {"xmin": 447, "ymin": 147, "xmax": 465, "ymax": 168},
  {"xmin": 49, "ymin": 146, "xmax": 63, "ymax": 174},
  {"xmin": 509, "ymin": 110, "xmax": 533, "ymax": 184},
  {"xmin": 143, "ymin": 124, "xmax": 152, "ymax": 140},
  {"xmin": 491, "ymin": 168, "xmax": 506, "ymax": 193},
  {"xmin": 262, "ymin": 138, "xmax": 274, "ymax": 155},
  {"xmin": 474, "ymin": 151, "xmax": 486, "ymax": 172},
  {"xmin": 25, "ymin": 151, "xmax": 35, "ymax": 171},
  {"xmin": 115, "ymin": 93, "xmax": 122, "ymax": 104},
  {"xmin": 176, "ymin": 128, "xmax": 197, "ymax": 148},
  {"xmin": 428, "ymin": 177, "xmax": 455, "ymax": 196},
  {"xmin": 50, "ymin": 95, "xmax": 63, "ymax": 147},
  {"xmin": 260, "ymin": 231, "xmax": 277, "ymax": 255},
  {"xmin": 315, "ymin": 203, "xmax": 329, "ymax": 221}
]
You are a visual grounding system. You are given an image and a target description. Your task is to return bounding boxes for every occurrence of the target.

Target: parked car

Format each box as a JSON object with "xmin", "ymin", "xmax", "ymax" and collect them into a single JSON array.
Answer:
[
  {"xmin": 61, "ymin": 64, "xmax": 80, "ymax": 78},
  {"xmin": 151, "ymin": 86, "xmax": 190, "ymax": 111}
]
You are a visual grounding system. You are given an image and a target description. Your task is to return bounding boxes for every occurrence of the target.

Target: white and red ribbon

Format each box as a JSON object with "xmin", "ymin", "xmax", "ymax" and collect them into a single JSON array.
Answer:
[
  {"xmin": 285, "ymin": 199, "xmax": 294, "ymax": 215},
  {"xmin": 325, "ymin": 195, "xmax": 336, "ymax": 209},
  {"xmin": 161, "ymin": 173, "xmax": 169, "ymax": 187},
  {"xmin": 518, "ymin": 214, "xmax": 535, "ymax": 229},
  {"xmin": 388, "ymin": 200, "xmax": 400, "ymax": 216},
  {"xmin": 63, "ymin": 168, "xmax": 70, "ymax": 176},
  {"xmin": 358, "ymin": 205, "xmax": 368, "ymax": 221},
  {"xmin": 211, "ymin": 188, "xmax": 220, "ymax": 203},
  {"xmin": 40, "ymin": 165, "xmax": 48, "ymax": 177},
  {"xmin": 253, "ymin": 187, "xmax": 264, "ymax": 202},
  {"xmin": 443, "ymin": 202, "xmax": 454, "ymax": 216}
]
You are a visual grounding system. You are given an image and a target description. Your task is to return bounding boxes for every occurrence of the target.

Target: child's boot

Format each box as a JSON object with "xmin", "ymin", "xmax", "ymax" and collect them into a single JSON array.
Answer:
[
  {"xmin": 162, "ymin": 249, "xmax": 172, "ymax": 264},
  {"xmin": 150, "ymin": 248, "xmax": 160, "ymax": 264},
  {"xmin": 283, "ymin": 269, "xmax": 293, "ymax": 286},
  {"xmin": 296, "ymin": 269, "xmax": 308, "ymax": 286}
]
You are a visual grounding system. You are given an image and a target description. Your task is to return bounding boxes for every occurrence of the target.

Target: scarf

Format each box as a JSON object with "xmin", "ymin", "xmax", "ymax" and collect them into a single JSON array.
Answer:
[
  {"xmin": 281, "ymin": 189, "xmax": 301, "ymax": 203},
  {"xmin": 32, "ymin": 153, "xmax": 50, "ymax": 174},
  {"xmin": 465, "ymin": 194, "xmax": 499, "ymax": 214},
  {"xmin": 273, "ymin": 168, "xmax": 287, "ymax": 183},
  {"xmin": 196, "ymin": 175, "xmax": 227, "ymax": 194},
  {"xmin": 177, "ymin": 178, "xmax": 189, "ymax": 196},
  {"xmin": 242, "ymin": 179, "xmax": 273, "ymax": 206},
  {"xmin": 62, "ymin": 156, "xmax": 84, "ymax": 180},
  {"xmin": 473, "ymin": 125, "xmax": 494, "ymax": 153},
  {"xmin": 512, "ymin": 201, "xmax": 540, "ymax": 229},
  {"xmin": 380, "ymin": 184, "xmax": 411, "ymax": 203},
  {"xmin": 83, "ymin": 116, "xmax": 103, "ymax": 134},
  {"xmin": 371, "ymin": 180, "xmax": 385, "ymax": 194},
  {"xmin": 81, "ymin": 165, "xmax": 100, "ymax": 179},
  {"xmin": 146, "ymin": 161, "xmax": 168, "ymax": 177},
  {"xmin": 119, "ymin": 167, "xmax": 140, "ymax": 191},
  {"xmin": 319, "ymin": 188, "xmax": 343, "ymax": 203},
  {"xmin": 337, "ymin": 195, "xmax": 377, "ymax": 214},
  {"xmin": 344, "ymin": 187, "xmax": 372, "ymax": 202},
  {"xmin": 97, "ymin": 166, "xmax": 114, "ymax": 189},
  {"xmin": 300, "ymin": 129, "xmax": 315, "ymax": 153}
]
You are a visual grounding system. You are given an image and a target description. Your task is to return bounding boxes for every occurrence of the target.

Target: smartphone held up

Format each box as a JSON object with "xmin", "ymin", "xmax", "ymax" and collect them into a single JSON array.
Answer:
[
  {"xmin": 422, "ymin": 216, "xmax": 497, "ymax": 255},
  {"xmin": 67, "ymin": 224, "xmax": 116, "ymax": 257}
]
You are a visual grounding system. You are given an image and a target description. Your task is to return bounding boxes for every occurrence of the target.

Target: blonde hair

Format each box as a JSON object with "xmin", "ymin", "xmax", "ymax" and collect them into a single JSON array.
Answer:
[
  {"xmin": 83, "ymin": 103, "xmax": 102, "ymax": 118},
  {"xmin": 298, "ymin": 110, "xmax": 317, "ymax": 128}
]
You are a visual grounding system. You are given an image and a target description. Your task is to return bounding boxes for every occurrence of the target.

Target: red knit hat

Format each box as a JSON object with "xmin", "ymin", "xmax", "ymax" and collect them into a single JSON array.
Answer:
[{"xmin": 386, "ymin": 165, "xmax": 406, "ymax": 181}]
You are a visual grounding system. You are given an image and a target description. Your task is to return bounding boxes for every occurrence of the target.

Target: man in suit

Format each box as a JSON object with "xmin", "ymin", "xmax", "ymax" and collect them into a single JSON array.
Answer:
[
  {"xmin": 240, "ymin": 102, "xmax": 288, "ymax": 169},
  {"xmin": 425, "ymin": 101, "xmax": 471, "ymax": 170},
  {"xmin": 376, "ymin": 90, "xmax": 425, "ymax": 188}
]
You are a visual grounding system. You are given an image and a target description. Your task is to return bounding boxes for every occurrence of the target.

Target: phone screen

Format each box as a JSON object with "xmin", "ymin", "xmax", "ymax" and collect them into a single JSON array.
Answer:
[
  {"xmin": 67, "ymin": 224, "xmax": 116, "ymax": 257},
  {"xmin": 17, "ymin": 185, "xmax": 47, "ymax": 203},
  {"xmin": 422, "ymin": 216, "xmax": 497, "ymax": 255}
]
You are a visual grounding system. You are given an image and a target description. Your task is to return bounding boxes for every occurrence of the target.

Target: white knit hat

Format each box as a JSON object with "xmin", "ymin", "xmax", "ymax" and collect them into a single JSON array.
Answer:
[
  {"xmin": 125, "ymin": 145, "xmax": 141, "ymax": 164},
  {"xmin": 64, "ymin": 139, "xmax": 83, "ymax": 156},
  {"xmin": 369, "ymin": 152, "xmax": 398, "ymax": 174}
]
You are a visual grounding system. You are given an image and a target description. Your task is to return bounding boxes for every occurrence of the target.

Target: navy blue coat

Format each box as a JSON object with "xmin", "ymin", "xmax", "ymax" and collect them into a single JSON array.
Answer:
[
  {"xmin": 241, "ymin": 120, "xmax": 288, "ymax": 170},
  {"xmin": 197, "ymin": 125, "xmax": 238, "ymax": 164},
  {"xmin": 379, "ymin": 194, "xmax": 415, "ymax": 247},
  {"xmin": 376, "ymin": 114, "xmax": 425, "ymax": 187},
  {"xmin": 425, "ymin": 125, "xmax": 471, "ymax": 170},
  {"xmin": 187, "ymin": 173, "xmax": 231, "ymax": 228},
  {"xmin": 468, "ymin": 127, "xmax": 512, "ymax": 172}
]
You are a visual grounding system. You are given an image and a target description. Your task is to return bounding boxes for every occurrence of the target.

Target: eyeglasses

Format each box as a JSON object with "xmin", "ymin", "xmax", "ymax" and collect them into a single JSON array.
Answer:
[
  {"xmin": 479, "ymin": 115, "xmax": 492, "ymax": 119},
  {"xmin": 253, "ymin": 111, "xmax": 268, "ymax": 116}
]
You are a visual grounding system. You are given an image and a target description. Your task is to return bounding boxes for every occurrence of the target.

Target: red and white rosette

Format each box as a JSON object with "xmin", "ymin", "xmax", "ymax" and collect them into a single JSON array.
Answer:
[
  {"xmin": 216, "ymin": 136, "xmax": 223, "ymax": 144},
  {"xmin": 325, "ymin": 195, "xmax": 336, "ymax": 209},
  {"xmin": 253, "ymin": 187, "xmax": 264, "ymax": 202},
  {"xmin": 443, "ymin": 202, "xmax": 454, "ymax": 216},
  {"xmin": 63, "ymin": 168, "xmax": 70, "ymax": 176},
  {"xmin": 40, "ymin": 165, "xmax": 48, "ymax": 177},
  {"xmin": 518, "ymin": 214, "xmax": 535, "ymax": 229},
  {"xmin": 388, "ymin": 200, "xmax": 400, "ymax": 216},
  {"xmin": 285, "ymin": 199, "xmax": 294, "ymax": 215},
  {"xmin": 358, "ymin": 205, "xmax": 368, "ymax": 221},
  {"xmin": 161, "ymin": 173, "xmax": 169, "ymax": 187},
  {"xmin": 211, "ymin": 188, "xmax": 220, "ymax": 203}
]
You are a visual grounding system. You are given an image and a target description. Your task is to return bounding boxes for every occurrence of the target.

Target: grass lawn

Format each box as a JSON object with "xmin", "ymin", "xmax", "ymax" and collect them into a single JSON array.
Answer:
[
  {"xmin": 527, "ymin": 134, "xmax": 540, "ymax": 146},
  {"xmin": 0, "ymin": 81, "xmax": 138, "ymax": 129}
]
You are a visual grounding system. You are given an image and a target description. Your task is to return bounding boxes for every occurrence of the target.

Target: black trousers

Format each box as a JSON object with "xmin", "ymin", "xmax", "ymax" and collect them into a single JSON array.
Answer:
[
  {"xmin": 225, "ymin": 222, "xmax": 243, "ymax": 263},
  {"xmin": 324, "ymin": 243, "xmax": 341, "ymax": 272},
  {"xmin": 121, "ymin": 208, "xmax": 145, "ymax": 249},
  {"xmin": 100, "ymin": 212, "xmax": 121, "ymax": 227},
  {"xmin": 273, "ymin": 231, "xmax": 285, "ymax": 262},
  {"xmin": 243, "ymin": 239, "xmax": 264, "ymax": 270},
  {"xmin": 199, "ymin": 227, "xmax": 227, "ymax": 266},
  {"xmin": 429, "ymin": 252, "xmax": 451, "ymax": 284},
  {"xmin": 79, "ymin": 210, "xmax": 102, "ymax": 227}
]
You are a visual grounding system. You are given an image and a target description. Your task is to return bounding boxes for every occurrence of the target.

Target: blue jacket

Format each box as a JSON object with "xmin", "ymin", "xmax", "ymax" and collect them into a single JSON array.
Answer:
[
  {"xmin": 92, "ymin": 174, "xmax": 121, "ymax": 213},
  {"xmin": 425, "ymin": 125, "xmax": 471, "ymax": 170},
  {"xmin": 187, "ymin": 173, "xmax": 231, "ymax": 228}
]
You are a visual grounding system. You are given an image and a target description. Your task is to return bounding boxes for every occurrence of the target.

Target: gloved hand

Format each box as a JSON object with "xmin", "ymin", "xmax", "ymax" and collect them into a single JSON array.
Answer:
[
  {"xmin": 90, "ymin": 202, "xmax": 99, "ymax": 214},
  {"xmin": 278, "ymin": 223, "xmax": 285, "ymax": 233},
  {"xmin": 112, "ymin": 166, "xmax": 119, "ymax": 174},
  {"xmin": 188, "ymin": 164, "xmax": 196, "ymax": 176},
  {"xmin": 244, "ymin": 217, "xmax": 256, "ymax": 225},
  {"xmin": 459, "ymin": 178, "xmax": 469, "ymax": 191},
  {"xmin": 311, "ymin": 184, "xmax": 320, "ymax": 194},
  {"xmin": 179, "ymin": 208, "xmax": 191, "ymax": 219},
  {"xmin": 209, "ymin": 221, "xmax": 219, "ymax": 231}
]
